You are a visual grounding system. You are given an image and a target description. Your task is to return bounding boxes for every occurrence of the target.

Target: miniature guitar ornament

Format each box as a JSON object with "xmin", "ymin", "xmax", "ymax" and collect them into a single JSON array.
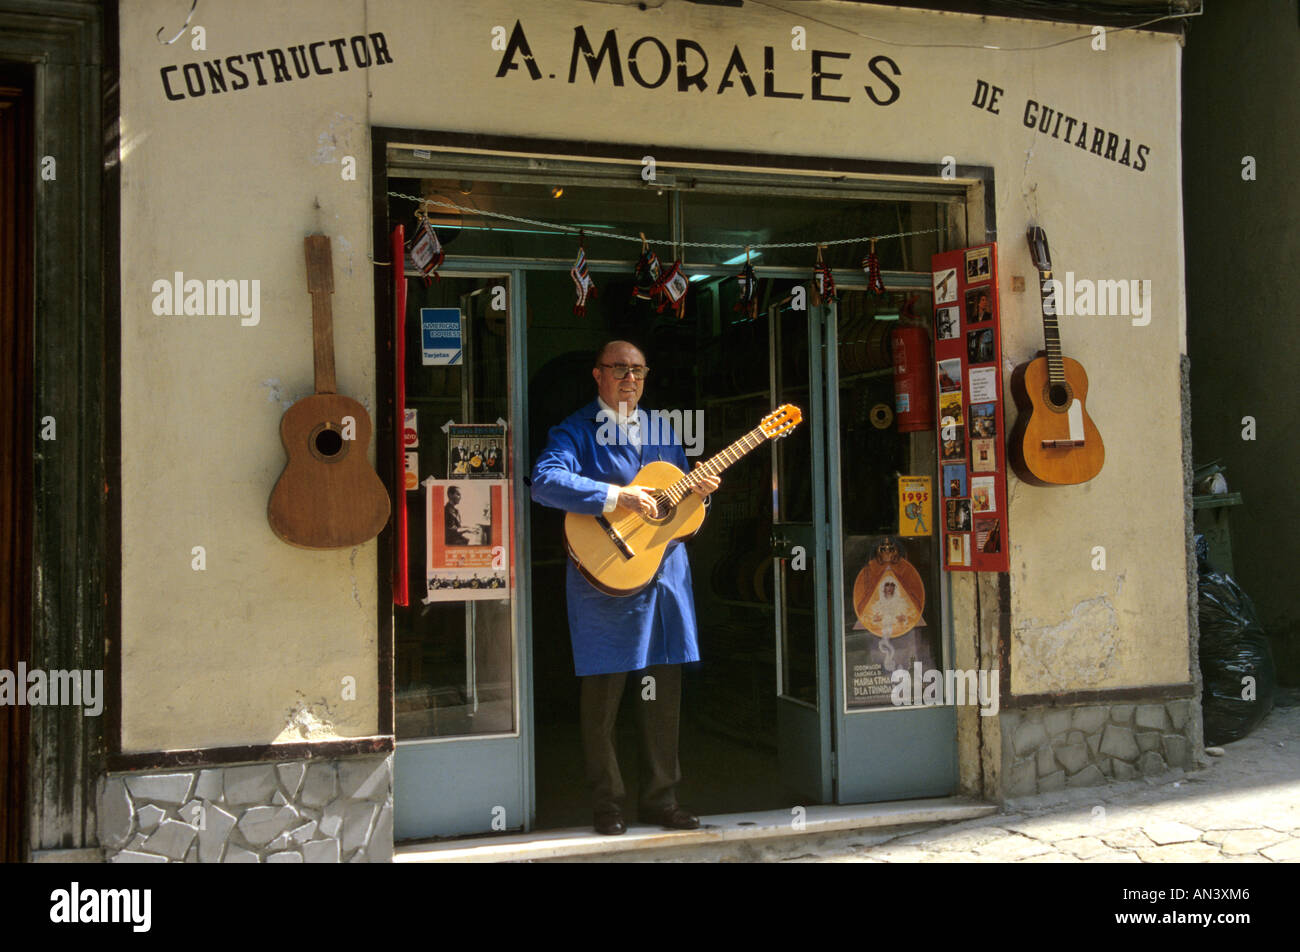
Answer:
[
  {"xmin": 1008, "ymin": 225, "xmax": 1105, "ymax": 486},
  {"xmin": 564, "ymin": 404, "xmax": 802, "ymax": 596},
  {"xmin": 268, "ymin": 235, "xmax": 391, "ymax": 548}
]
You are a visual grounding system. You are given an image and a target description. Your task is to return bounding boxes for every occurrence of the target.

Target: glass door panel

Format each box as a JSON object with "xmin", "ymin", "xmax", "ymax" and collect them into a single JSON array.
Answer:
[
  {"xmin": 827, "ymin": 288, "xmax": 959, "ymax": 803},
  {"xmin": 394, "ymin": 272, "xmax": 527, "ymax": 840},
  {"xmin": 770, "ymin": 299, "xmax": 833, "ymax": 804}
]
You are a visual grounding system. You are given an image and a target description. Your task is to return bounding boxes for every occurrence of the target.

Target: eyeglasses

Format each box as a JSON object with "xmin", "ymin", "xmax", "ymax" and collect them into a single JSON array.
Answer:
[{"xmin": 600, "ymin": 363, "xmax": 650, "ymax": 380}]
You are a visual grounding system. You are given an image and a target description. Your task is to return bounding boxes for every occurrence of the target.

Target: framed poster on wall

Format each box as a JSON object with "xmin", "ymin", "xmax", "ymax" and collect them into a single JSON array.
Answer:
[{"xmin": 931, "ymin": 244, "xmax": 1010, "ymax": 573}]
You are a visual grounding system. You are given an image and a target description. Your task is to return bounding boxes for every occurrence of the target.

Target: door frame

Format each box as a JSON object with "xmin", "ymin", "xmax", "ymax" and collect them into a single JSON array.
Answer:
[
  {"xmin": 1, "ymin": 0, "xmax": 110, "ymax": 858},
  {"xmin": 372, "ymin": 126, "xmax": 997, "ymax": 835}
]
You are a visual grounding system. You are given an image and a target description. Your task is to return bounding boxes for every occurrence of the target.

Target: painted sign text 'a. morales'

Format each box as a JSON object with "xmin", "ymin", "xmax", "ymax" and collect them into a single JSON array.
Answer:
[{"xmin": 495, "ymin": 21, "xmax": 903, "ymax": 105}]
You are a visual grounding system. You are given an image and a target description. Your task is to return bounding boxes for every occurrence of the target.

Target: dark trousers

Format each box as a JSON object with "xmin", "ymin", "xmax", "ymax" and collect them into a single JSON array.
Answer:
[{"xmin": 580, "ymin": 663, "xmax": 682, "ymax": 814}]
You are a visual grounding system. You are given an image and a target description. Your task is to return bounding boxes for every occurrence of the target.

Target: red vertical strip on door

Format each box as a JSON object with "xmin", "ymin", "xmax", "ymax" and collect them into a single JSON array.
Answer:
[{"xmin": 392, "ymin": 225, "xmax": 409, "ymax": 605}]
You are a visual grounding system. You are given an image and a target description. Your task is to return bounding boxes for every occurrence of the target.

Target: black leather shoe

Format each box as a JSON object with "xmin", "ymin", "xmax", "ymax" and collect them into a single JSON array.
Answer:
[
  {"xmin": 638, "ymin": 805, "xmax": 700, "ymax": 830},
  {"xmin": 594, "ymin": 810, "xmax": 627, "ymax": 835}
]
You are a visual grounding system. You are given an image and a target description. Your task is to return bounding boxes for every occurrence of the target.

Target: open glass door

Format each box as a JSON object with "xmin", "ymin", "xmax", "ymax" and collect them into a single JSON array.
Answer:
[
  {"xmin": 393, "ymin": 271, "xmax": 530, "ymax": 840},
  {"xmin": 769, "ymin": 298, "xmax": 834, "ymax": 804},
  {"xmin": 825, "ymin": 289, "xmax": 958, "ymax": 803},
  {"xmin": 769, "ymin": 289, "xmax": 958, "ymax": 806}
]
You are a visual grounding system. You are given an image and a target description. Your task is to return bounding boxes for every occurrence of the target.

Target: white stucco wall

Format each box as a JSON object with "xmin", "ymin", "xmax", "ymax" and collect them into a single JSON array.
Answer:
[{"xmin": 119, "ymin": 0, "xmax": 1188, "ymax": 750}]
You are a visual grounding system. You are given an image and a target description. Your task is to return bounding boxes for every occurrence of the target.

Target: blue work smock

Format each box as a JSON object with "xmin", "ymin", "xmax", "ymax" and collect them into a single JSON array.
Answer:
[{"xmin": 530, "ymin": 400, "xmax": 701, "ymax": 677}]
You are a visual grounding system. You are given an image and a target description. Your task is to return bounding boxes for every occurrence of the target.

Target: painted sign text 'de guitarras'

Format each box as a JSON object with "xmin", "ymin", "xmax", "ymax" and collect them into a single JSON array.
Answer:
[
  {"xmin": 268, "ymin": 235, "xmax": 391, "ymax": 548},
  {"xmin": 1009, "ymin": 226, "xmax": 1105, "ymax": 486},
  {"xmin": 564, "ymin": 404, "xmax": 802, "ymax": 596}
]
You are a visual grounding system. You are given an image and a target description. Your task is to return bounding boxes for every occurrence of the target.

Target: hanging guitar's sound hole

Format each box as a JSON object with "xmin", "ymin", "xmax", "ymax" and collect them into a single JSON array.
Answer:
[
  {"xmin": 311, "ymin": 425, "xmax": 348, "ymax": 461},
  {"xmin": 1048, "ymin": 383, "xmax": 1071, "ymax": 410}
]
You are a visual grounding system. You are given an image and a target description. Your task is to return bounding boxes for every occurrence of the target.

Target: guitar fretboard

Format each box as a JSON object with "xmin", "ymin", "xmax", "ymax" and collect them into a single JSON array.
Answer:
[
  {"xmin": 660, "ymin": 425, "xmax": 770, "ymax": 507},
  {"xmin": 1036, "ymin": 267, "xmax": 1066, "ymax": 388}
]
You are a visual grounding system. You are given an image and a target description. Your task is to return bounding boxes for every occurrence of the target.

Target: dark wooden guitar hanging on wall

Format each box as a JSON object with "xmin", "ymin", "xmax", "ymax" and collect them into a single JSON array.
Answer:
[
  {"xmin": 268, "ymin": 235, "xmax": 391, "ymax": 548},
  {"xmin": 1009, "ymin": 225, "xmax": 1105, "ymax": 486}
]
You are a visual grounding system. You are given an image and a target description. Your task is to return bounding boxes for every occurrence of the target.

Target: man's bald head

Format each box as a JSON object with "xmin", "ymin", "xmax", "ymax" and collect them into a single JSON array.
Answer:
[
  {"xmin": 592, "ymin": 340, "xmax": 647, "ymax": 412},
  {"xmin": 593, "ymin": 340, "xmax": 646, "ymax": 368}
]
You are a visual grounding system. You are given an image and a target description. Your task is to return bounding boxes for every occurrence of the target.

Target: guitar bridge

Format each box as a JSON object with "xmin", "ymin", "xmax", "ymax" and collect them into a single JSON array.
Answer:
[
  {"xmin": 596, "ymin": 516, "xmax": 636, "ymax": 560},
  {"xmin": 1041, "ymin": 398, "xmax": 1087, "ymax": 449}
]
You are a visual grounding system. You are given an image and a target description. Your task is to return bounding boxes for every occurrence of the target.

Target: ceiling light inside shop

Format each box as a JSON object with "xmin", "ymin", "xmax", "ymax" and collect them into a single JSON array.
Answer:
[
  {"xmin": 722, "ymin": 250, "xmax": 761, "ymax": 266},
  {"xmin": 551, "ymin": 186, "xmax": 564, "ymax": 198}
]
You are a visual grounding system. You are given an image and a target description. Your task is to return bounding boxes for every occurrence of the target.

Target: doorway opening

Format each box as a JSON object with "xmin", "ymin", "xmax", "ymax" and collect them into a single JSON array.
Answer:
[{"xmin": 380, "ymin": 136, "xmax": 975, "ymax": 839}]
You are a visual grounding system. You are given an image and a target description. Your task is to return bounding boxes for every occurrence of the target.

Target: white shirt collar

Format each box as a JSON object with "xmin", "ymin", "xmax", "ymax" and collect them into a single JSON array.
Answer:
[{"xmin": 597, "ymin": 397, "xmax": 640, "ymax": 426}]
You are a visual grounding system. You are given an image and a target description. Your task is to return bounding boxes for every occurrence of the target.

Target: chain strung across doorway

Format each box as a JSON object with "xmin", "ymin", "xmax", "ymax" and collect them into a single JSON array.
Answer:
[{"xmin": 386, "ymin": 191, "xmax": 942, "ymax": 253}]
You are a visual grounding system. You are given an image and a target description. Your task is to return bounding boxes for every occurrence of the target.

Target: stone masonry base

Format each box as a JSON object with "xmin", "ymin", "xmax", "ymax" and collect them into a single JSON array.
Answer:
[
  {"xmin": 97, "ymin": 754, "xmax": 393, "ymax": 863},
  {"xmin": 1000, "ymin": 700, "xmax": 1198, "ymax": 799}
]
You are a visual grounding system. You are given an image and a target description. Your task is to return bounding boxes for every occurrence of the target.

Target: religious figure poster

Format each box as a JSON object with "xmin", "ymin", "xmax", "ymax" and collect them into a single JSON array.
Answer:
[
  {"xmin": 843, "ymin": 536, "xmax": 937, "ymax": 710},
  {"xmin": 424, "ymin": 477, "xmax": 509, "ymax": 602}
]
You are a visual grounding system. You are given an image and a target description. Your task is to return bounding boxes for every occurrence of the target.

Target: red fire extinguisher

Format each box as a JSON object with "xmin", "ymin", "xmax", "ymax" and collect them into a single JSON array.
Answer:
[{"xmin": 892, "ymin": 320, "xmax": 934, "ymax": 432}]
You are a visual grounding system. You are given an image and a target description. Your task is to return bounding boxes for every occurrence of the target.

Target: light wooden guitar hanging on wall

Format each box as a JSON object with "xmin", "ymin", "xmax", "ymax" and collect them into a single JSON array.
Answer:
[
  {"xmin": 564, "ymin": 404, "xmax": 802, "ymax": 596},
  {"xmin": 1009, "ymin": 225, "xmax": 1105, "ymax": 486},
  {"xmin": 268, "ymin": 235, "xmax": 391, "ymax": 548}
]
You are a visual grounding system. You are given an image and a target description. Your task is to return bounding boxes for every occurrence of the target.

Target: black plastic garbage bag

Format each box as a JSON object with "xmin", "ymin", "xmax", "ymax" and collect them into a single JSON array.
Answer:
[{"xmin": 1197, "ymin": 535, "xmax": 1276, "ymax": 745}]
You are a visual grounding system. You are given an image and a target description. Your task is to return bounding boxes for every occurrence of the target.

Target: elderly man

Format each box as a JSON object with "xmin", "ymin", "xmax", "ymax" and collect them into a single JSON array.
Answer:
[{"xmin": 530, "ymin": 340, "xmax": 719, "ymax": 835}]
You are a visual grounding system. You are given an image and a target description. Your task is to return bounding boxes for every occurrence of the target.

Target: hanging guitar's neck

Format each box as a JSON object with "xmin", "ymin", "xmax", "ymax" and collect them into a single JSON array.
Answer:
[
  {"xmin": 304, "ymin": 235, "xmax": 338, "ymax": 395},
  {"xmin": 1036, "ymin": 266, "xmax": 1066, "ymax": 388}
]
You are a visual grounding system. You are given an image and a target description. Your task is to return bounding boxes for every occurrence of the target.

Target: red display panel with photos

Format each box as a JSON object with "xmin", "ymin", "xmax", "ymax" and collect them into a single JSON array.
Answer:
[{"xmin": 931, "ymin": 244, "xmax": 1010, "ymax": 573}]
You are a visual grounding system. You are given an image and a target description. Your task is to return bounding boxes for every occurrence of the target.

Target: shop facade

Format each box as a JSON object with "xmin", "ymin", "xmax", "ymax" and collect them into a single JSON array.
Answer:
[{"xmin": 6, "ymin": 0, "xmax": 1201, "ymax": 862}]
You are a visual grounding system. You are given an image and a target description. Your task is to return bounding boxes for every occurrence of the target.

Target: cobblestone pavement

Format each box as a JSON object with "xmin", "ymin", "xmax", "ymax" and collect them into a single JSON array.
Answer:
[{"xmin": 784, "ymin": 694, "xmax": 1300, "ymax": 863}]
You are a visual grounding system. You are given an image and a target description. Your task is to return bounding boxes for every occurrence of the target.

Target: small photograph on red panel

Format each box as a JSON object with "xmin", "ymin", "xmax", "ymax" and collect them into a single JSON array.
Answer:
[
  {"xmin": 938, "ymin": 391, "xmax": 964, "ymax": 427},
  {"xmin": 943, "ymin": 465, "xmax": 966, "ymax": 498},
  {"xmin": 947, "ymin": 532, "xmax": 970, "ymax": 567},
  {"xmin": 965, "ymin": 247, "xmax": 992, "ymax": 284},
  {"xmin": 975, "ymin": 517, "xmax": 1002, "ymax": 555},
  {"xmin": 970, "ymin": 402, "xmax": 996, "ymax": 438},
  {"xmin": 937, "ymin": 305, "xmax": 960, "ymax": 340},
  {"xmin": 937, "ymin": 358, "xmax": 962, "ymax": 392},
  {"xmin": 965, "ymin": 286, "xmax": 994, "ymax": 324},
  {"xmin": 934, "ymin": 267, "xmax": 959, "ymax": 305},
  {"xmin": 967, "ymin": 327, "xmax": 995, "ymax": 363},
  {"xmin": 971, "ymin": 437, "xmax": 997, "ymax": 472},
  {"xmin": 945, "ymin": 498, "xmax": 972, "ymax": 532},
  {"xmin": 940, "ymin": 424, "xmax": 966, "ymax": 461}
]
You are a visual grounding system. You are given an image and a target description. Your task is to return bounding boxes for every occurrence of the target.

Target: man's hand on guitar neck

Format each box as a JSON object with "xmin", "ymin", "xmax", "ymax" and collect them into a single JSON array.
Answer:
[{"xmin": 690, "ymin": 463, "xmax": 720, "ymax": 499}]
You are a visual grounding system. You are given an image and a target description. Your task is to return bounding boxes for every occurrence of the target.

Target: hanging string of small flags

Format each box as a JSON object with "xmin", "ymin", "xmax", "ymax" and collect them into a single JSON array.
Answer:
[
  {"xmin": 389, "ymin": 191, "xmax": 938, "ymax": 254},
  {"xmin": 570, "ymin": 232, "xmax": 597, "ymax": 317},
  {"xmin": 391, "ymin": 191, "xmax": 936, "ymax": 318}
]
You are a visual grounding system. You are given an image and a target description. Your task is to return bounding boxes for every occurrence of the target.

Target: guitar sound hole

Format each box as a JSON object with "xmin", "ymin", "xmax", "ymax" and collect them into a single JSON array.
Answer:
[
  {"xmin": 646, "ymin": 492, "xmax": 674, "ymax": 524},
  {"xmin": 315, "ymin": 428, "xmax": 345, "ymax": 458},
  {"xmin": 1048, "ymin": 384, "xmax": 1070, "ymax": 409}
]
